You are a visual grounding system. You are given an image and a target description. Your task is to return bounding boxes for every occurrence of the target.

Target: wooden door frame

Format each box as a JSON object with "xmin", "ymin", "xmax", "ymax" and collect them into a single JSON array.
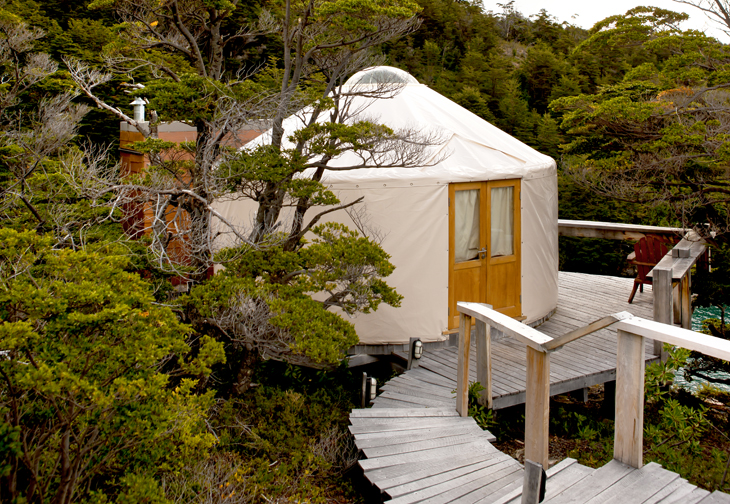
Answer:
[
  {"xmin": 486, "ymin": 179, "xmax": 522, "ymax": 317},
  {"xmin": 448, "ymin": 179, "xmax": 522, "ymax": 329},
  {"xmin": 448, "ymin": 182, "xmax": 487, "ymax": 329}
]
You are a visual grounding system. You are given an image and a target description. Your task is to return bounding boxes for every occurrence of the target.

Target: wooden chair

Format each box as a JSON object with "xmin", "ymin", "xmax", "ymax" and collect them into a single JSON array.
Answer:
[{"xmin": 628, "ymin": 235, "xmax": 669, "ymax": 304}]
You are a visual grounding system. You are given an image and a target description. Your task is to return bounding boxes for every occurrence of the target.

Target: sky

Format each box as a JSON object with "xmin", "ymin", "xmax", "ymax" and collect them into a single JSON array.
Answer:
[{"xmin": 481, "ymin": 0, "xmax": 730, "ymax": 42}]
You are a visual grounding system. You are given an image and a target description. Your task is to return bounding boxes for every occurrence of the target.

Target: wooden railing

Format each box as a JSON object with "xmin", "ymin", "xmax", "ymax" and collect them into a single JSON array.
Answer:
[
  {"xmin": 560, "ymin": 219, "xmax": 708, "ymax": 359},
  {"xmin": 558, "ymin": 219, "xmax": 685, "ymax": 240},
  {"xmin": 455, "ymin": 302, "xmax": 730, "ymax": 472},
  {"xmin": 647, "ymin": 236, "xmax": 707, "ymax": 359}
]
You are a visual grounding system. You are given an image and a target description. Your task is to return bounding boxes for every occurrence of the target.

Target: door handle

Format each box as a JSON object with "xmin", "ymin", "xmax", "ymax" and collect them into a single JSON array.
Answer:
[{"xmin": 478, "ymin": 248, "xmax": 487, "ymax": 259}]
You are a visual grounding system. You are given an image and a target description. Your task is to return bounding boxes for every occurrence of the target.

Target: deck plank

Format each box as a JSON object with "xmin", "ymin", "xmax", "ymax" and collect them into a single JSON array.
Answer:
[
  {"xmin": 355, "ymin": 424, "xmax": 484, "ymax": 448},
  {"xmin": 388, "ymin": 461, "xmax": 522, "ymax": 504},
  {"xmin": 589, "ymin": 462, "xmax": 679, "ymax": 504},
  {"xmin": 365, "ymin": 451, "xmax": 501, "ymax": 486},
  {"xmin": 359, "ymin": 438, "xmax": 497, "ymax": 471},
  {"xmin": 384, "ymin": 458, "xmax": 501, "ymax": 498},
  {"xmin": 542, "ymin": 459, "xmax": 635, "ymax": 504},
  {"xmin": 698, "ymin": 492, "xmax": 730, "ymax": 504}
]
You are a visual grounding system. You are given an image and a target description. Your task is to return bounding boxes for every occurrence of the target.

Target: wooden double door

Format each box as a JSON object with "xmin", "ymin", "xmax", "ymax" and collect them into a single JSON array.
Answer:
[{"xmin": 448, "ymin": 179, "xmax": 522, "ymax": 329}]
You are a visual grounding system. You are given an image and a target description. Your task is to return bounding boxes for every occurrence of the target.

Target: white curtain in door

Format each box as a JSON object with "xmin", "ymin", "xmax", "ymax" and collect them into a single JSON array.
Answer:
[
  {"xmin": 454, "ymin": 189, "xmax": 480, "ymax": 262},
  {"xmin": 491, "ymin": 186, "xmax": 514, "ymax": 257}
]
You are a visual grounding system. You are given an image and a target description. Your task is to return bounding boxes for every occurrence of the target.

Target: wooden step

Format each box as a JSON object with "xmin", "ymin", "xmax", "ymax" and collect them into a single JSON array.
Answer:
[
  {"xmin": 590, "ymin": 462, "xmax": 679, "ymax": 504},
  {"xmin": 359, "ymin": 438, "xmax": 496, "ymax": 471},
  {"xmin": 698, "ymin": 491, "xmax": 730, "ymax": 504},
  {"xmin": 356, "ymin": 423, "xmax": 485, "ymax": 449},
  {"xmin": 387, "ymin": 459, "xmax": 523, "ymax": 504},
  {"xmin": 381, "ymin": 454, "xmax": 510, "ymax": 496},
  {"xmin": 364, "ymin": 450, "xmax": 502, "ymax": 486},
  {"xmin": 491, "ymin": 458, "xmax": 595, "ymax": 504},
  {"xmin": 542, "ymin": 459, "xmax": 636, "ymax": 504},
  {"xmin": 642, "ymin": 477, "xmax": 694, "ymax": 504},
  {"xmin": 349, "ymin": 416, "xmax": 475, "ymax": 435},
  {"xmin": 350, "ymin": 407, "xmax": 458, "ymax": 418}
]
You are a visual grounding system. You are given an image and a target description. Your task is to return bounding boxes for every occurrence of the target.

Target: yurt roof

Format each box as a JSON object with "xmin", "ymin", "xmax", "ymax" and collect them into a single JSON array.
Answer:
[{"xmin": 250, "ymin": 67, "xmax": 555, "ymax": 188}]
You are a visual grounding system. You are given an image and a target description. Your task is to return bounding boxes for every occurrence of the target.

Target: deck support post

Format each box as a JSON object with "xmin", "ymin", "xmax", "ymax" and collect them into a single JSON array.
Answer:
[
  {"xmin": 456, "ymin": 313, "xmax": 472, "ymax": 417},
  {"xmin": 525, "ymin": 346, "xmax": 550, "ymax": 470},
  {"xmin": 521, "ymin": 459, "xmax": 546, "ymax": 504},
  {"xmin": 653, "ymin": 266, "xmax": 672, "ymax": 361},
  {"xmin": 614, "ymin": 329, "xmax": 645, "ymax": 469},
  {"xmin": 475, "ymin": 320, "xmax": 493, "ymax": 409},
  {"xmin": 673, "ymin": 282, "xmax": 681, "ymax": 326},
  {"xmin": 680, "ymin": 275, "xmax": 692, "ymax": 330}
]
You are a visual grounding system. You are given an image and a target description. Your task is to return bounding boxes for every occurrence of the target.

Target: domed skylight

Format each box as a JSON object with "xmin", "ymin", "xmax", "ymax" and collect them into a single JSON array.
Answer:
[{"xmin": 345, "ymin": 66, "xmax": 419, "ymax": 85}]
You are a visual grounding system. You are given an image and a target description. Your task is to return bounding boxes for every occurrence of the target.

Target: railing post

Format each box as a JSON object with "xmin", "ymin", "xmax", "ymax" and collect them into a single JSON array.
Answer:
[
  {"xmin": 525, "ymin": 346, "xmax": 550, "ymax": 470},
  {"xmin": 475, "ymin": 321, "xmax": 493, "ymax": 409},
  {"xmin": 456, "ymin": 313, "xmax": 472, "ymax": 417},
  {"xmin": 653, "ymin": 266, "xmax": 672, "ymax": 361},
  {"xmin": 680, "ymin": 275, "xmax": 692, "ymax": 330},
  {"xmin": 614, "ymin": 328, "xmax": 645, "ymax": 468}
]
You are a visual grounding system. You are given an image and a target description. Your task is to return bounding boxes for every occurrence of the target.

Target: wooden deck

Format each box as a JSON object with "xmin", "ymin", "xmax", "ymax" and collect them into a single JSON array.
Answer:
[
  {"xmin": 386, "ymin": 272, "xmax": 658, "ymax": 411},
  {"xmin": 349, "ymin": 272, "xmax": 730, "ymax": 503}
]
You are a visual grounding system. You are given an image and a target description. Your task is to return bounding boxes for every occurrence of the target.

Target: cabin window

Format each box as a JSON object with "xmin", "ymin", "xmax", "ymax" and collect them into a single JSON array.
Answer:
[
  {"xmin": 454, "ymin": 189, "xmax": 480, "ymax": 262},
  {"xmin": 491, "ymin": 186, "xmax": 514, "ymax": 257}
]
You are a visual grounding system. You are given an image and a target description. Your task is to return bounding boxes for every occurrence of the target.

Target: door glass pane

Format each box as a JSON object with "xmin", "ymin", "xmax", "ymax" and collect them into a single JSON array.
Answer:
[
  {"xmin": 491, "ymin": 186, "xmax": 513, "ymax": 257},
  {"xmin": 454, "ymin": 189, "xmax": 480, "ymax": 262}
]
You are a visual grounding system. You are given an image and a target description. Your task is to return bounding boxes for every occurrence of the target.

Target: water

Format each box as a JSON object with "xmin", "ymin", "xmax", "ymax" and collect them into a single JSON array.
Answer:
[
  {"xmin": 673, "ymin": 306, "xmax": 730, "ymax": 393},
  {"xmin": 691, "ymin": 305, "xmax": 727, "ymax": 331}
]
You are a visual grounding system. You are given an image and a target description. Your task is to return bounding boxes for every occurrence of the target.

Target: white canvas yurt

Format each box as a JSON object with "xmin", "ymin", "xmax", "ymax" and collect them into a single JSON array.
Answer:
[{"xmin": 216, "ymin": 67, "xmax": 558, "ymax": 348}]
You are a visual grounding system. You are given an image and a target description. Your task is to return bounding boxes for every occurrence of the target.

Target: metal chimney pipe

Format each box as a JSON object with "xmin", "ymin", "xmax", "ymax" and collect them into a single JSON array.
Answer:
[{"xmin": 130, "ymin": 97, "xmax": 146, "ymax": 122}]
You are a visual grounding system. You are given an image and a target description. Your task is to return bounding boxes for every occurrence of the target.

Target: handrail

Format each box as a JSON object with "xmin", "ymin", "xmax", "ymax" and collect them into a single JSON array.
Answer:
[
  {"xmin": 457, "ymin": 302, "xmax": 633, "ymax": 353},
  {"xmin": 455, "ymin": 300, "xmax": 730, "ymax": 478},
  {"xmin": 455, "ymin": 303, "xmax": 632, "ymax": 472},
  {"xmin": 543, "ymin": 311, "xmax": 633, "ymax": 351},
  {"xmin": 647, "ymin": 237, "xmax": 706, "ymax": 282},
  {"xmin": 457, "ymin": 302, "xmax": 552, "ymax": 351},
  {"xmin": 558, "ymin": 219, "xmax": 686, "ymax": 241},
  {"xmin": 646, "ymin": 236, "xmax": 707, "ymax": 355},
  {"xmin": 616, "ymin": 317, "xmax": 730, "ymax": 361}
]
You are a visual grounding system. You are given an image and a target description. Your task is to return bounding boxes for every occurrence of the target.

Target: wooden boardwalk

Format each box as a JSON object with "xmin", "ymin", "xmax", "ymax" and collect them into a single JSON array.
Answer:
[{"xmin": 350, "ymin": 272, "xmax": 730, "ymax": 503}]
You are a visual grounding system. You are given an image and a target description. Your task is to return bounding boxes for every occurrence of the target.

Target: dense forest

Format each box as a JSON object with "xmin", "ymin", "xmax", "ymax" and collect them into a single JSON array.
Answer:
[{"xmin": 2, "ymin": 0, "xmax": 730, "ymax": 502}]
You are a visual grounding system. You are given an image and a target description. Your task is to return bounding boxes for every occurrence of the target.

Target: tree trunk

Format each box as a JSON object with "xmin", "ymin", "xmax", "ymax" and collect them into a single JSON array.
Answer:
[
  {"xmin": 51, "ymin": 431, "xmax": 73, "ymax": 504},
  {"xmin": 231, "ymin": 346, "xmax": 259, "ymax": 396}
]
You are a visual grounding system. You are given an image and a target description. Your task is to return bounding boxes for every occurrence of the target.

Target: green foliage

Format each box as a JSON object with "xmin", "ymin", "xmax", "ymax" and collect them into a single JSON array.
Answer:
[
  {"xmin": 645, "ymin": 345, "xmax": 692, "ymax": 400},
  {"xmin": 140, "ymin": 74, "xmax": 236, "ymax": 125},
  {"xmin": 0, "ymin": 229, "xmax": 224, "ymax": 503},
  {"xmin": 163, "ymin": 361, "xmax": 362, "ymax": 503},
  {"xmin": 557, "ymin": 173, "xmax": 671, "ymax": 276},
  {"xmin": 467, "ymin": 382, "xmax": 497, "ymax": 430},
  {"xmin": 550, "ymin": 9, "xmax": 730, "ymax": 240},
  {"xmin": 187, "ymin": 223, "xmax": 401, "ymax": 372}
]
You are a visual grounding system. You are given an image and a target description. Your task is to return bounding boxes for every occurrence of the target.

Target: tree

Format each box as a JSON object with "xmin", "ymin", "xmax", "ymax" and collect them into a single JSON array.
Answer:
[
  {"xmin": 64, "ymin": 0, "xmax": 428, "ymax": 268},
  {"xmin": 0, "ymin": 10, "xmax": 117, "ymax": 250},
  {"xmin": 0, "ymin": 228, "xmax": 224, "ymax": 504},
  {"xmin": 497, "ymin": 78, "xmax": 536, "ymax": 140},
  {"xmin": 550, "ymin": 7, "xmax": 730, "ymax": 241},
  {"xmin": 518, "ymin": 44, "xmax": 565, "ymax": 113},
  {"xmin": 675, "ymin": 0, "xmax": 730, "ymax": 39},
  {"xmin": 62, "ymin": 0, "xmax": 439, "ymax": 382}
]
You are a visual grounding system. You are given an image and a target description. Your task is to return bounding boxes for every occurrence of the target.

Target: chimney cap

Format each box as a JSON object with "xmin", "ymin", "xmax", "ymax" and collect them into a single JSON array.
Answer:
[{"xmin": 130, "ymin": 97, "xmax": 146, "ymax": 106}]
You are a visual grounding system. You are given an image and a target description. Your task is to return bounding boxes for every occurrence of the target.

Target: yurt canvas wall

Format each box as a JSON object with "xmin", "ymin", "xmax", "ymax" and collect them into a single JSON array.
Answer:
[{"xmin": 214, "ymin": 67, "xmax": 558, "ymax": 346}]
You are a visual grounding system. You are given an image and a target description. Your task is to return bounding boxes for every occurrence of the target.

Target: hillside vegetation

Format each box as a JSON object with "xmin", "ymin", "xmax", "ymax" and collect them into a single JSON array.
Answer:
[{"xmin": 1, "ymin": 0, "xmax": 730, "ymax": 502}]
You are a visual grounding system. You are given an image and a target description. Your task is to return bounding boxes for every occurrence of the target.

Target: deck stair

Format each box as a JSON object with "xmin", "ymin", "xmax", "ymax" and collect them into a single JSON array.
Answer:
[
  {"xmin": 350, "ymin": 407, "xmax": 524, "ymax": 503},
  {"xmin": 348, "ymin": 273, "xmax": 730, "ymax": 503},
  {"xmin": 496, "ymin": 458, "xmax": 727, "ymax": 504},
  {"xmin": 350, "ymin": 389, "xmax": 730, "ymax": 504}
]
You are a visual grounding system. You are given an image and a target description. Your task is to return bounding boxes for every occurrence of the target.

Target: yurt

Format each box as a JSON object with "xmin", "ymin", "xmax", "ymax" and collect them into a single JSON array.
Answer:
[{"xmin": 216, "ymin": 66, "xmax": 558, "ymax": 349}]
